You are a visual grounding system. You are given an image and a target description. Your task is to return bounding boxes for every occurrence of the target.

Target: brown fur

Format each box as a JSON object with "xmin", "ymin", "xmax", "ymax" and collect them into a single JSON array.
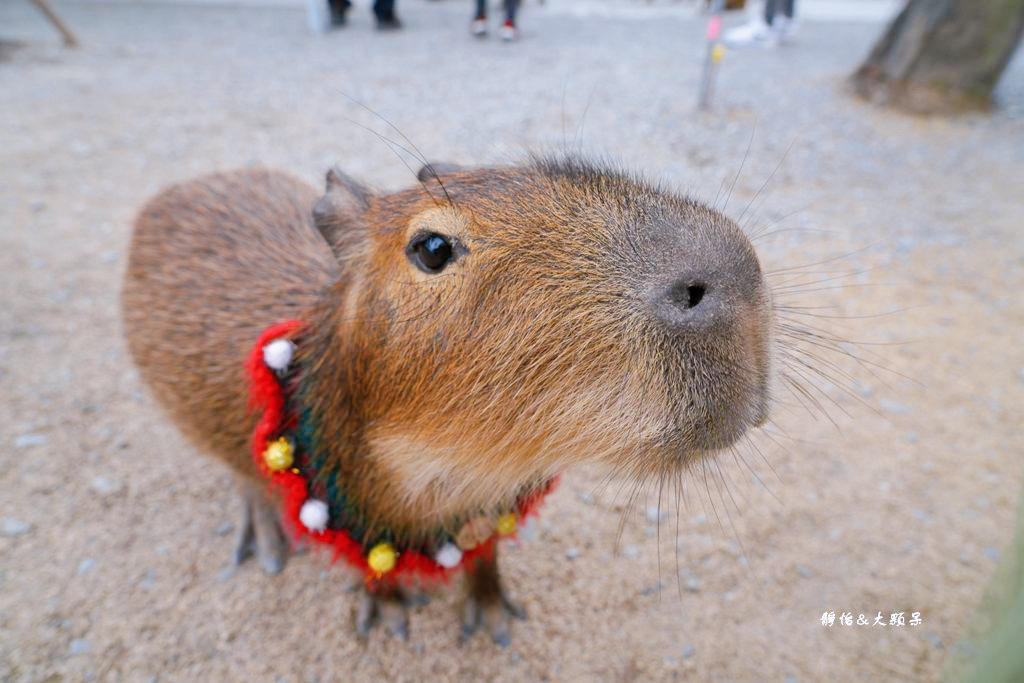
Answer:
[
  {"xmin": 123, "ymin": 168, "xmax": 337, "ymax": 479},
  {"xmin": 122, "ymin": 157, "xmax": 773, "ymax": 638}
]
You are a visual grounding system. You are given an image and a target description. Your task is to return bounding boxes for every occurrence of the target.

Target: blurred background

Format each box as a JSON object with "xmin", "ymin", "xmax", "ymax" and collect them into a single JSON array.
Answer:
[{"xmin": 2, "ymin": 0, "xmax": 1022, "ymax": 680}]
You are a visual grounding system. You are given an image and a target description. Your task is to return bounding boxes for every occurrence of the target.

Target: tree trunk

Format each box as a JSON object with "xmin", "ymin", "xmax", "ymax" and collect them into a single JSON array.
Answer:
[{"xmin": 851, "ymin": 0, "xmax": 1024, "ymax": 114}]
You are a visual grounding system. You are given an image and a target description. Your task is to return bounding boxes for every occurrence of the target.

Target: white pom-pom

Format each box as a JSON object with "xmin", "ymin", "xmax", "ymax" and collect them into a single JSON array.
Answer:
[
  {"xmin": 299, "ymin": 499, "xmax": 329, "ymax": 533},
  {"xmin": 435, "ymin": 542, "xmax": 463, "ymax": 569},
  {"xmin": 263, "ymin": 339, "xmax": 295, "ymax": 371}
]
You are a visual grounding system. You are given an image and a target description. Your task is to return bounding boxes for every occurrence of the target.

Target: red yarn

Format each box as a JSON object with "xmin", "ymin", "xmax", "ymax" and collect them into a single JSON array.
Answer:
[{"xmin": 247, "ymin": 320, "xmax": 559, "ymax": 584}]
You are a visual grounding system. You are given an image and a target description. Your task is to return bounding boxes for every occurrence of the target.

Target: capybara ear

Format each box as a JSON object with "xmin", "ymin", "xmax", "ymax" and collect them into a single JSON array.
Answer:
[
  {"xmin": 416, "ymin": 161, "xmax": 463, "ymax": 183},
  {"xmin": 313, "ymin": 167, "xmax": 372, "ymax": 259}
]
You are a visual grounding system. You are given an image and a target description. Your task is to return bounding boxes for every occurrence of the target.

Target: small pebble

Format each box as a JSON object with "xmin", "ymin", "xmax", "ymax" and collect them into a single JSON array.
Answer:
[
  {"xmin": 904, "ymin": 432, "xmax": 919, "ymax": 444},
  {"xmin": 69, "ymin": 638, "xmax": 90, "ymax": 655},
  {"xmin": 925, "ymin": 633, "xmax": 944, "ymax": 649},
  {"xmin": 623, "ymin": 545, "xmax": 639, "ymax": 559},
  {"xmin": 640, "ymin": 581, "xmax": 663, "ymax": 596},
  {"xmin": 682, "ymin": 644, "xmax": 695, "ymax": 659},
  {"xmin": 77, "ymin": 558, "xmax": 96, "ymax": 576},
  {"xmin": 685, "ymin": 576, "xmax": 701, "ymax": 592},
  {"xmin": 214, "ymin": 522, "xmax": 235, "ymax": 536},
  {"xmin": 3, "ymin": 518, "xmax": 32, "ymax": 537},
  {"xmin": 565, "ymin": 547, "xmax": 580, "ymax": 560},
  {"xmin": 983, "ymin": 547, "xmax": 1001, "ymax": 561},
  {"xmin": 14, "ymin": 433, "xmax": 47, "ymax": 448},
  {"xmin": 576, "ymin": 490, "xmax": 595, "ymax": 505},
  {"xmin": 91, "ymin": 476, "xmax": 116, "ymax": 495},
  {"xmin": 853, "ymin": 381, "xmax": 874, "ymax": 397},
  {"xmin": 217, "ymin": 566, "xmax": 237, "ymax": 582},
  {"xmin": 896, "ymin": 236, "xmax": 917, "ymax": 252},
  {"xmin": 879, "ymin": 399, "xmax": 910, "ymax": 415},
  {"xmin": 645, "ymin": 505, "xmax": 664, "ymax": 523},
  {"xmin": 518, "ymin": 517, "xmax": 539, "ymax": 542},
  {"xmin": 795, "ymin": 564, "xmax": 813, "ymax": 579},
  {"xmin": 911, "ymin": 509, "xmax": 930, "ymax": 522},
  {"xmin": 139, "ymin": 569, "xmax": 156, "ymax": 590}
]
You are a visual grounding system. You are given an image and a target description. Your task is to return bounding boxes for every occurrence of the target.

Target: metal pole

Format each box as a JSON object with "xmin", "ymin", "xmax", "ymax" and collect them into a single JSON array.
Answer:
[{"xmin": 698, "ymin": 0, "xmax": 725, "ymax": 110}]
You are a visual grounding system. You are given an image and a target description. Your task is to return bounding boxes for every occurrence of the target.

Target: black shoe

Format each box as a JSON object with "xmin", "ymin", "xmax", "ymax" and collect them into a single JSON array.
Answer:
[
  {"xmin": 330, "ymin": 10, "xmax": 347, "ymax": 27},
  {"xmin": 375, "ymin": 13, "xmax": 402, "ymax": 30}
]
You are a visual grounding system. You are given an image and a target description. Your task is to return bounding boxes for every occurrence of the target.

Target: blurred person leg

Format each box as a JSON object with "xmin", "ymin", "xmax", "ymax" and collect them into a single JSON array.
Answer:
[
  {"xmin": 472, "ymin": 0, "xmax": 488, "ymax": 37},
  {"xmin": 374, "ymin": 0, "xmax": 402, "ymax": 30},
  {"xmin": 500, "ymin": 0, "xmax": 518, "ymax": 41},
  {"xmin": 773, "ymin": 0, "xmax": 798, "ymax": 42},
  {"xmin": 327, "ymin": 0, "xmax": 350, "ymax": 27}
]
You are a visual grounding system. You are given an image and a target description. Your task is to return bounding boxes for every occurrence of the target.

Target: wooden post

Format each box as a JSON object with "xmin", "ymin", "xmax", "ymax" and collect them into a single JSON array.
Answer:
[{"xmin": 30, "ymin": 0, "xmax": 79, "ymax": 48}]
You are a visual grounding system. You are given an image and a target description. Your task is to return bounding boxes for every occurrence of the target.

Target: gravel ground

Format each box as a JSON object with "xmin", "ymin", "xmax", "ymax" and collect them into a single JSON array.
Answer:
[{"xmin": 2, "ymin": 1, "xmax": 1023, "ymax": 681}]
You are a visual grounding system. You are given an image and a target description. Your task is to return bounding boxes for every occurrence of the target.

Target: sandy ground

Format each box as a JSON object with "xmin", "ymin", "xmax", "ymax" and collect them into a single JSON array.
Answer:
[{"xmin": 2, "ymin": 1, "xmax": 1023, "ymax": 681}]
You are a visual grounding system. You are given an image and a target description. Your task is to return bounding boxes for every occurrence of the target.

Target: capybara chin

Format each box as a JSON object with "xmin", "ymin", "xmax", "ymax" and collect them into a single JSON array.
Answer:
[{"xmin": 121, "ymin": 156, "xmax": 774, "ymax": 643}]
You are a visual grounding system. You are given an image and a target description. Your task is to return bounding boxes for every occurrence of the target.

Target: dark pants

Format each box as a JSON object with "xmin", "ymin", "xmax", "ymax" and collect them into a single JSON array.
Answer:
[
  {"xmin": 764, "ymin": 0, "xmax": 794, "ymax": 25},
  {"xmin": 475, "ymin": 0, "xmax": 518, "ymax": 22}
]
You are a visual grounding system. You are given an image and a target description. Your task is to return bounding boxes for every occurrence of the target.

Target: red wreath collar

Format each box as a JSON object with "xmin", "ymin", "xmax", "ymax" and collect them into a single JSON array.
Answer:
[{"xmin": 246, "ymin": 321, "xmax": 558, "ymax": 584}]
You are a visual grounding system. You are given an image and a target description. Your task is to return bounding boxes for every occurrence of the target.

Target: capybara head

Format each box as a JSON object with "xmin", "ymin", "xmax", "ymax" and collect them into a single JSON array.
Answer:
[{"xmin": 303, "ymin": 156, "xmax": 772, "ymax": 527}]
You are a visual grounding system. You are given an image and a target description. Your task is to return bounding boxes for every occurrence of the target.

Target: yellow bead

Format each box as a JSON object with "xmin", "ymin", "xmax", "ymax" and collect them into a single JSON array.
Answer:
[
  {"xmin": 263, "ymin": 437, "xmax": 294, "ymax": 472},
  {"xmin": 368, "ymin": 542, "xmax": 397, "ymax": 574},
  {"xmin": 496, "ymin": 513, "xmax": 517, "ymax": 536},
  {"xmin": 712, "ymin": 43, "xmax": 725, "ymax": 64}
]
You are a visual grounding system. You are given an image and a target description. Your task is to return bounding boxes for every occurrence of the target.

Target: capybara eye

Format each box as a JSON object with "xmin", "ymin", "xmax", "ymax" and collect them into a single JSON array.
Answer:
[{"xmin": 409, "ymin": 233, "xmax": 454, "ymax": 273}]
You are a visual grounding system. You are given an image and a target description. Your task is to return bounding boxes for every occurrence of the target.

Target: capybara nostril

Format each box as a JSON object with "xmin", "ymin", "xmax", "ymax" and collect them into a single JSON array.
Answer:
[
  {"xmin": 652, "ymin": 272, "xmax": 727, "ymax": 334},
  {"xmin": 667, "ymin": 279, "xmax": 707, "ymax": 310}
]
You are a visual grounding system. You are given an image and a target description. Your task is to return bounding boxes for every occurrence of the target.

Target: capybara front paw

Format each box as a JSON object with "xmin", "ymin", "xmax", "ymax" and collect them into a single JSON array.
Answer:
[
  {"xmin": 354, "ymin": 584, "xmax": 412, "ymax": 641},
  {"xmin": 459, "ymin": 590, "xmax": 526, "ymax": 646},
  {"xmin": 234, "ymin": 483, "xmax": 288, "ymax": 575}
]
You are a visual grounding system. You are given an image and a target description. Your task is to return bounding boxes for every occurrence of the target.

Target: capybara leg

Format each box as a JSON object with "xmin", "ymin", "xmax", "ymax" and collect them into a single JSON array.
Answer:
[
  {"xmin": 234, "ymin": 479, "xmax": 288, "ymax": 575},
  {"xmin": 459, "ymin": 544, "xmax": 526, "ymax": 646},
  {"xmin": 354, "ymin": 581, "xmax": 410, "ymax": 641}
]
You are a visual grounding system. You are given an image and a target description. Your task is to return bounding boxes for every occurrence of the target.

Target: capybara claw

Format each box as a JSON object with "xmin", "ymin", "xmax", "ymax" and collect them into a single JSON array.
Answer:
[
  {"xmin": 503, "ymin": 596, "xmax": 527, "ymax": 621},
  {"xmin": 354, "ymin": 583, "xmax": 410, "ymax": 641},
  {"xmin": 234, "ymin": 481, "xmax": 289, "ymax": 575}
]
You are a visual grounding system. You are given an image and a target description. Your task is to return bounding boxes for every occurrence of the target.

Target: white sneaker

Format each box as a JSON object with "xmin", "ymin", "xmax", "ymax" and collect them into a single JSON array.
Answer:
[
  {"xmin": 471, "ymin": 17, "xmax": 487, "ymax": 37},
  {"xmin": 499, "ymin": 19, "xmax": 517, "ymax": 41},
  {"xmin": 775, "ymin": 16, "xmax": 799, "ymax": 43},
  {"xmin": 723, "ymin": 19, "xmax": 778, "ymax": 48}
]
